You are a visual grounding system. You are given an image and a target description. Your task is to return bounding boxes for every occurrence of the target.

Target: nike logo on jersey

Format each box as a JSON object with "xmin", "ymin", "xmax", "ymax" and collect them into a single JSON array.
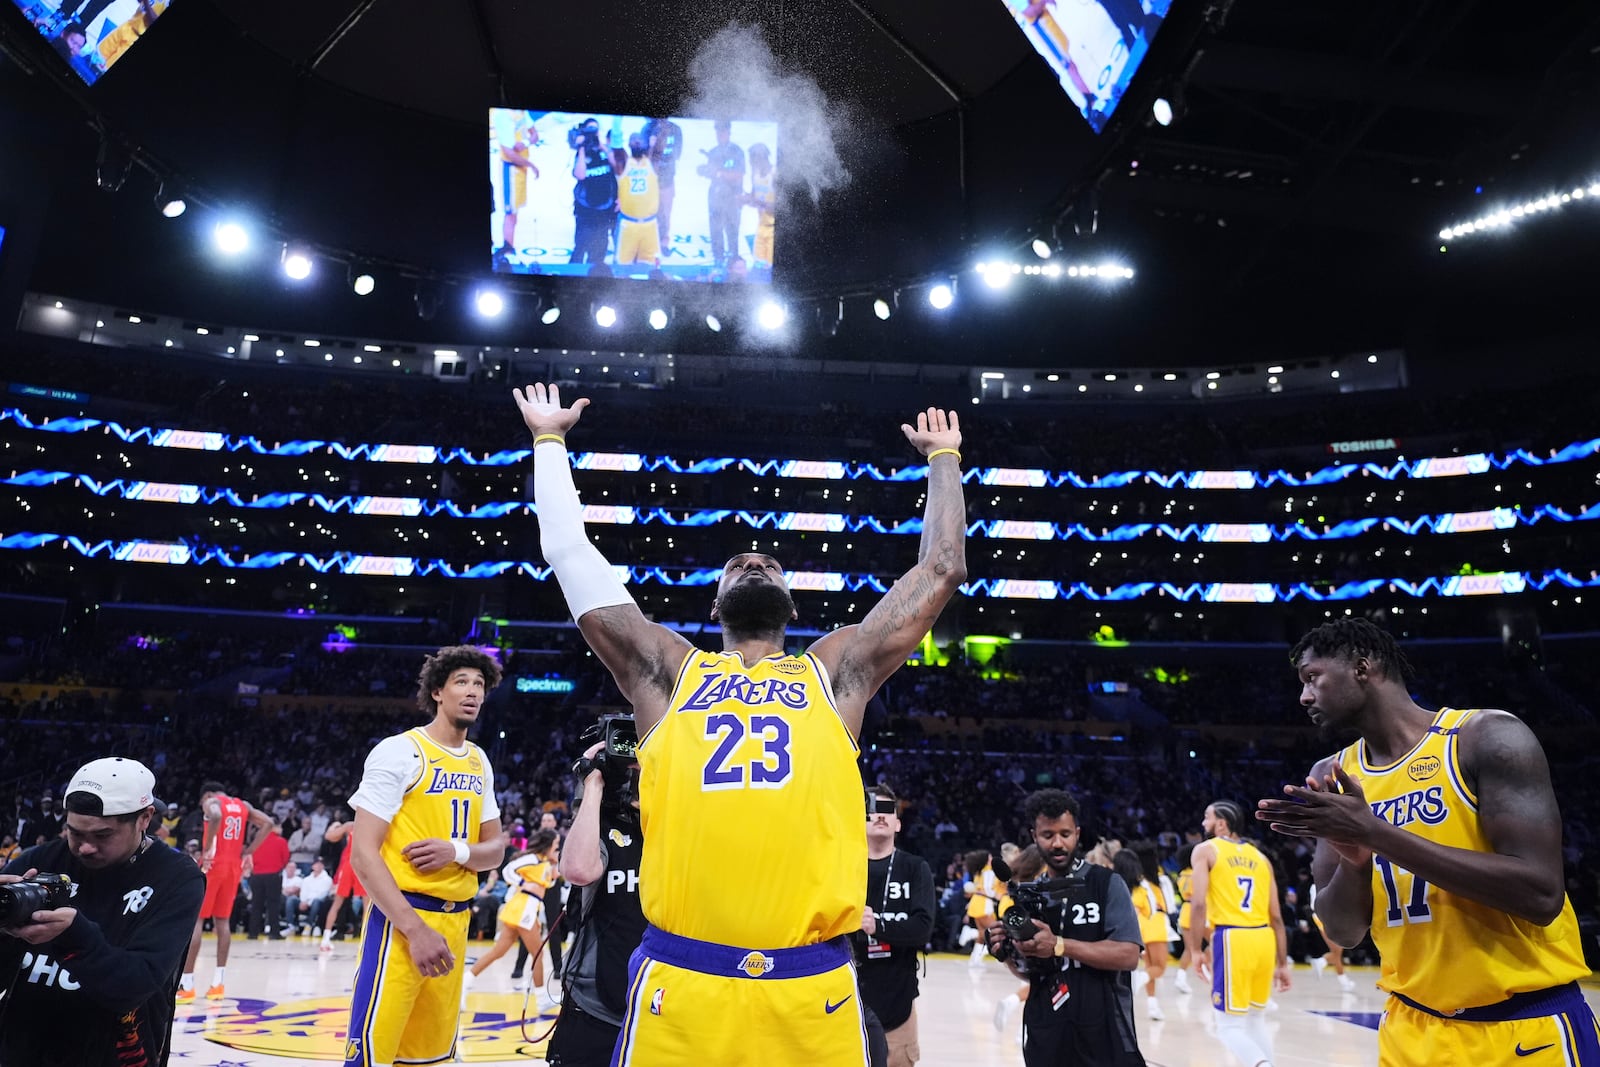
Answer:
[
  {"xmin": 1516, "ymin": 1044, "xmax": 1554, "ymax": 1057},
  {"xmin": 825, "ymin": 995, "xmax": 852, "ymax": 1014}
]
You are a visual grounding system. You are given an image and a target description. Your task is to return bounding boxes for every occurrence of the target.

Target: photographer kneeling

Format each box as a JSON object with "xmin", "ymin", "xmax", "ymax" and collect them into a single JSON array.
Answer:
[
  {"xmin": 984, "ymin": 789, "xmax": 1146, "ymax": 1067},
  {"xmin": 0, "ymin": 757, "xmax": 204, "ymax": 1066}
]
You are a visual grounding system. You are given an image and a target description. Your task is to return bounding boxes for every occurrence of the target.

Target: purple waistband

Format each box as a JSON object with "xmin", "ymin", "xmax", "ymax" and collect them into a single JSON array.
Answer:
[
  {"xmin": 640, "ymin": 925, "xmax": 850, "ymax": 979},
  {"xmin": 1393, "ymin": 982, "xmax": 1586, "ymax": 1022}
]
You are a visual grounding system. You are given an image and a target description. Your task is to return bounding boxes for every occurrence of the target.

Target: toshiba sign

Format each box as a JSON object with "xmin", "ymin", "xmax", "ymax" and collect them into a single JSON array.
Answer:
[{"xmin": 1326, "ymin": 438, "xmax": 1400, "ymax": 454}]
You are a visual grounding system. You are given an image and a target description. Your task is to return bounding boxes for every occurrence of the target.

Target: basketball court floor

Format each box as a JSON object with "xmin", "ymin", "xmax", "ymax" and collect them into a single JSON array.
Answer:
[{"xmin": 167, "ymin": 935, "xmax": 1600, "ymax": 1064}]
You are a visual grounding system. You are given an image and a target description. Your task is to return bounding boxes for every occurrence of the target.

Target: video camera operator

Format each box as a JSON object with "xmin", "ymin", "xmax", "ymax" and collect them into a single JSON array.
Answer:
[
  {"xmin": 983, "ymin": 789, "xmax": 1146, "ymax": 1067},
  {"xmin": 544, "ymin": 715, "xmax": 645, "ymax": 1067},
  {"xmin": 569, "ymin": 116, "xmax": 619, "ymax": 266},
  {"xmin": 0, "ymin": 757, "xmax": 204, "ymax": 1066}
]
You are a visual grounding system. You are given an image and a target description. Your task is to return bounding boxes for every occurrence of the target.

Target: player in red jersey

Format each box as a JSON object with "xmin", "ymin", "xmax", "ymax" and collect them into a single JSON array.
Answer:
[{"xmin": 177, "ymin": 782, "xmax": 271, "ymax": 1001}]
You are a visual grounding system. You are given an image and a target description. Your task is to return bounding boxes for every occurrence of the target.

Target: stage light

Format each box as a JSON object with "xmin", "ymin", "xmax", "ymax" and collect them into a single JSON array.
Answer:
[
  {"xmin": 706, "ymin": 313, "xmax": 722, "ymax": 332},
  {"xmin": 475, "ymin": 289, "xmax": 505, "ymax": 318},
  {"xmin": 648, "ymin": 308, "xmax": 669, "ymax": 330},
  {"xmin": 159, "ymin": 196, "xmax": 186, "ymax": 219},
  {"xmin": 214, "ymin": 221, "xmax": 250, "ymax": 255},
  {"xmin": 982, "ymin": 265, "xmax": 1012, "ymax": 290},
  {"xmin": 872, "ymin": 298, "xmax": 892, "ymax": 320},
  {"xmin": 541, "ymin": 306, "xmax": 561, "ymax": 325},
  {"xmin": 757, "ymin": 302, "xmax": 787, "ymax": 330},
  {"xmin": 1031, "ymin": 238, "xmax": 1052, "ymax": 259},
  {"xmin": 1152, "ymin": 97, "xmax": 1174, "ymax": 126},
  {"xmin": 595, "ymin": 304, "xmax": 617, "ymax": 328},
  {"xmin": 352, "ymin": 272, "xmax": 375, "ymax": 296},
  {"xmin": 95, "ymin": 138, "xmax": 130, "ymax": 192},
  {"xmin": 282, "ymin": 246, "xmax": 314, "ymax": 281},
  {"xmin": 1163, "ymin": 373, "xmax": 1178, "ymax": 381},
  {"xmin": 929, "ymin": 283, "xmax": 954, "ymax": 309}
]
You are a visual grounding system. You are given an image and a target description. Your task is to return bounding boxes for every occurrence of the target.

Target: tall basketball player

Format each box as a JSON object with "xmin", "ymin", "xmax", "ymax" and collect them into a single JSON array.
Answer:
[
  {"xmin": 614, "ymin": 134, "xmax": 661, "ymax": 270},
  {"xmin": 515, "ymin": 383, "xmax": 966, "ymax": 1065},
  {"xmin": 1185, "ymin": 801, "xmax": 1291, "ymax": 1067},
  {"xmin": 1259, "ymin": 620, "xmax": 1599, "ymax": 1067},
  {"xmin": 341, "ymin": 646, "xmax": 507, "ymax": 1067},
  {"xmin": 178, "ymin": 782, "xmax": 272, "ymax": 1001}
]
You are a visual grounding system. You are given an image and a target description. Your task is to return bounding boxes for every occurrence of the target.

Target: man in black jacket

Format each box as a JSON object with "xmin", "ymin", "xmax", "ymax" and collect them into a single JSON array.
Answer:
[
  {"xmin": 984, "ymin": 789, "xmax": 1146, "ymax": 1067},
  {"xmin": 853, "ymin": 784, "xmax": 936, "ymax": 1067},
  {"xmin": 545, "ymin": 722, "xmax": 646, "ymax": 1067},
  {"xmin": 0, "ymin": 757, "xmax": 205, "ymax": 1066}
]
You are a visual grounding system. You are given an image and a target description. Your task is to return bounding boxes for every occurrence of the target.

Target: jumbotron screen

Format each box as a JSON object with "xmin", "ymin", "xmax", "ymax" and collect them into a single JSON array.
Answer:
[
  {"xmin": 489, "ymin": 110, "xmax": 778, "ymax": 283},
  {"xmin": 998, "ymin": 0, "xmax": 1173, "ymax": 133},
  {"xmin": 10, "ymin": 0, "xmax": 175, "ymax": 85}
]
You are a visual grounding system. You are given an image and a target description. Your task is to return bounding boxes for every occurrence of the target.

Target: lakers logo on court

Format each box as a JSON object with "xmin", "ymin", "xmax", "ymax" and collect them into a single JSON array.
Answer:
[
  {"xmin": 179, "ymin": 993, "xmax": 555, "ymax": 1061},
  {"xmin": 737, "ymin": 951, "xmax": 776, "ymax": 977}
]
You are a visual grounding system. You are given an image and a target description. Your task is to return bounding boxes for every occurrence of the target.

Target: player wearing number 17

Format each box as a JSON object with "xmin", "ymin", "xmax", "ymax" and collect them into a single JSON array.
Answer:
[
  {"xmin": 516, "ymin": 383, "xmax": 968, "ymax": 1066},
  {"xmin": 341, "ymin": 646, "xmax": 508, "ymax": 1067},
  {"xmin": 1258, "ymin": 620, "xmax": 1598, "ymax": 1067}
]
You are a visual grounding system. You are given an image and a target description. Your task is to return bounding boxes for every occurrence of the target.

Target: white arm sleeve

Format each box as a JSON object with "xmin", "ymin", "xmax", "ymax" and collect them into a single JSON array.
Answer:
[
  {"xmin": 347, "ymin": 735, "xmax": 421, "ymax": 822},
  {"xmin": 534, "ymin": 438, "xmax": 634, "ymax": 619},
  {"xmin": 476, "ymin": 750, "xmax": 501, "ymax": 824}
]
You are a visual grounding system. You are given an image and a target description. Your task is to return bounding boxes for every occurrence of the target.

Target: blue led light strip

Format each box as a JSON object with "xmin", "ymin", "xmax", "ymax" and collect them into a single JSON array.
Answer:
[
  {"xmin": 1, "ymin": 530, "xmax": 1596, "ymax": 601},
  {"xmin": 7, "ymin": 468, "xmax": 1597, "ymax": 542},
  {"xmin": 4, "ymin": 407, "xmax": 1597, "ymax": 488}
]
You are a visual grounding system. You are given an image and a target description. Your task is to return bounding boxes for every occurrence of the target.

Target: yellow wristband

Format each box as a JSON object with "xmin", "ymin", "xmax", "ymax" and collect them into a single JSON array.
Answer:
[
  {"xmin": 926, "ymin": 447, "xmax": 961, "ymax": 464},
  {"xmin": 533, "ymin": 433, "xmax": 566, "ymax": 448},
  {"xmin": 1053, "ymin": 935, "xmax": 1067, "ymax": 958}
]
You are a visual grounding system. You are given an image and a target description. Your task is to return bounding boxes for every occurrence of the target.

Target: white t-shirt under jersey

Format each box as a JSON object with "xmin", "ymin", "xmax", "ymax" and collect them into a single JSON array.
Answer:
[{"xmin": 348, "ymin": 733, "xmax": 502, "ymax": 824}]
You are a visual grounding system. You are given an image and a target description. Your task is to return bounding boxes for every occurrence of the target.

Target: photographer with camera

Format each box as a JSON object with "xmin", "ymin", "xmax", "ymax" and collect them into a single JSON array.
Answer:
[
  {"xmin": 852, "ymin": 784, "xmax": 935, "ymax": 1067},
  {"xmin": 544, "ymin": 715, "xmax": 645, "ymax": 1067},
  {"xmin": 569, "ymin": 117, "xmax": 619, "ymax": 266},
  {"xmin": 0, "ymin": 757, "xmax": 204, "ymax": 1066},
  {"xmin": 983, "ymin": 789, "xmax": 1146, "ymax": 1067}
]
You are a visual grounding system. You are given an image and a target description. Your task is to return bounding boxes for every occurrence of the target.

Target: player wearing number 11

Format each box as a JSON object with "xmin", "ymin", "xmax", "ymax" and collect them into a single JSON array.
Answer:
[
  {"xmin": 1258, "ymin": 620, "xmax": 1597, "ymax": 1067},
  {"xmin": 516, "ymin": 383, "xmax": 967, "ymax": 1066},
  {"xmin": 341, "ymin": 646, "xmax": 507, "ymax": 1067}
]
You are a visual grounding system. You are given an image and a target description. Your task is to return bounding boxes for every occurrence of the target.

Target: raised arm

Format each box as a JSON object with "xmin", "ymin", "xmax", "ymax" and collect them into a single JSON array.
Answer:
[
  {"xmin": 811, "ymin": 408, "xmax": 966, "ymax": 734},
  {"xmin": 515, "ymin": 384, "xmax": 693, "ymax": 734}
]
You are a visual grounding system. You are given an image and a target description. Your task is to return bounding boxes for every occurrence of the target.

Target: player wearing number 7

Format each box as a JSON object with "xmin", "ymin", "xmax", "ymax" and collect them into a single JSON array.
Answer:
[
  {"xmin": 1184, "ymin": 800, "xmax": 1291, "ymax": 1067},
  {"xmin": 340, "ymin": 646, "xmax": 508, "ymax": 1067},
  {"xmin": 515, "ymin": 383, "xmax": 967, "ymax": 1066},
  {"xmin": 1258, "ymin": 620, "xmax": 1597, "ymax": 1067}
]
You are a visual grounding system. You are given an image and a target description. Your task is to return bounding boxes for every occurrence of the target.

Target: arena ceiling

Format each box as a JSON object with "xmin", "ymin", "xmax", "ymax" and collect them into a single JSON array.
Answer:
[{"xmin": 1, "ymin": 0, "xmax": 1598, "ymax": 370}]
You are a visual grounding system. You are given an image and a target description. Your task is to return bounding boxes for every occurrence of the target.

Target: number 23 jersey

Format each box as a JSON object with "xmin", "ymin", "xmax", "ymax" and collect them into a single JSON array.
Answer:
[
  {"xmin": 1335, "ymin": 707, "xmax": 1587, "ymax": 1012},
  {"xmin": 639, "ymin": 650, "xmax": 865, "ymax": 948}
]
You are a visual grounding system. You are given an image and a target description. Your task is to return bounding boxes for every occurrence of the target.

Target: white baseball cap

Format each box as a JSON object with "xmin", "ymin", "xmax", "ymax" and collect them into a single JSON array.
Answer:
[{"xmin": 64, "ymin": 757, "xmax": 156, "ymax": 817}]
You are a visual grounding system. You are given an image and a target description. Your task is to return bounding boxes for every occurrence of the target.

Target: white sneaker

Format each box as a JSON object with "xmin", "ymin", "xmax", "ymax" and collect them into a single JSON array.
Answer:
[
  {"xmin": 1338, "ymin": 974, "xmax": 1356, "ymax": 992},
  {"xmin": 1146, "ymin": 997, "xmax": 1164, "ymax": 1021},
  {"xmin": 1173, "ymin": 969, "xmax": 1192, "ymax": 995},
  {"xmin": 535, "ymin": 990, "xmax": 560, "ymax": 1014},
  {"xmin": 1311, "ymin": 955, "xmax": 1328, "ymax": 978},
  {"xmin": 1265, "ymin": 998, "xmax": 1280, "ymax": 1012},
  {"xmin": 958, "ymin": 926, "xmax": 978, "ymax": 948},
  {"xmin": 994, "ymin": 994, "xmax": 1019, "ymax": 1032}
]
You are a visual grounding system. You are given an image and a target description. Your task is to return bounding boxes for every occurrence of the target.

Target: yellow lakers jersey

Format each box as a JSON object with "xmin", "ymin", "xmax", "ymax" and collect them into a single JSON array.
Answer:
[
  {"xmin": 618, "ymin": 159, "xmax": 659, "ymax": 219},
  {"xmin": 639, "ymin": 650, "xmax": 863, "ymax": 948},
  {"xmin": 751, "ymin": 171, "xmax": 776, "ymax": 226},
  {"xmin": 1205, "ymin": 837, "xmax": 1271, "ymax": 928},
  {"xmin": 1176, "ymin": 867, "xmax": 1192, "ymax": 905},
  {"xmin": 1133, "ymin": 880, "xmax": 1166, "ymax": 918},
  {"xmin": 1336, "ymin": 708, "xmax": 1588, "ymax": 1011},
  {"xmin": 508, "ymin": 855, "xmax": 556, "ymax": 900},
  {"xmin": 379, "ymin": 728, "xmax": 488, "ymax": 900}
]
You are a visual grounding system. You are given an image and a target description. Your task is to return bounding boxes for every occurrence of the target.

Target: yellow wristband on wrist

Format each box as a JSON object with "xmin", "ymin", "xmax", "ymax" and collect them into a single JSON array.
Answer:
[
  {"xmin": 926, "ymin": 447, "xmax": 961, "ymax": 464},
  {"xmin": 1053, "ymin": 935, "xmax": 1067, "ymax": 958},
  {"xmin": 533, "ymin": 433, "xmax": 566, "ymax": 448}
]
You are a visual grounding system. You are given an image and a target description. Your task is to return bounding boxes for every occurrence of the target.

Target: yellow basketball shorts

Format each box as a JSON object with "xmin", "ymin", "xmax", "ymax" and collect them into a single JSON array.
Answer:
[
  {"xmin": 1380, "ymin": 982, "xmax": 1600, "ymax": 1067},
  {"xmin": 1210, "ymin": 924, "xmax": 1274, "ymax": 1015},
  {"xmin": 501, "ymin": 161, "xmax": 527, "ymax": 211},
  {"xmin": 611, "ymin": 925, "xmax": 869, "ymax": 1067},
  {"xmin": 617, "ymin": 218, "xmax": 661, "ymax": 265},
  {"xmin": 343, "ymin": 894, "xmax": 472, "ymax": 1067},
  {"xmin": 497, "ymin": 888, "xmax": 543, "ymax": 931},
  {"xmin": 754, "ymin": 224, "xmax": 774, "ymax": 266}
]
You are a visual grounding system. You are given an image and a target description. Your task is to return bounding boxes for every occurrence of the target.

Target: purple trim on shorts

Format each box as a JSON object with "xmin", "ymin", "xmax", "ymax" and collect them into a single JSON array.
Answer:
[{"xmin": 638, "ymin": 924, "xmax": 851, "ymax": 979}]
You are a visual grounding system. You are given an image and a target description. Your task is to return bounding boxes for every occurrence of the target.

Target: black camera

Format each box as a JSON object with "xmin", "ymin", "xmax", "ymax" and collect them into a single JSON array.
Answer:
[
  {"xmin": 0, "ymin": 873, "xmax": 74, "ymax": 929},
  {"xmin": 567, "ymin": 119, "xmax": 601, "ymax": 151},
  {"xmin": 989, "ymin": 859, "xmax": 1088, "ymax": 962},
  {"xmin": 574, "ymin": 715, "xmax": 640, "ymax": 811}
]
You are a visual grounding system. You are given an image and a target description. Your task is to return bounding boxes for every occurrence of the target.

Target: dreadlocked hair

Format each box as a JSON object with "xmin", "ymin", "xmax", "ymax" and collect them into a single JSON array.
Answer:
[{"xmin": 1289, "ymin": 618, "xmax": 1416, "ymax": 684}]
